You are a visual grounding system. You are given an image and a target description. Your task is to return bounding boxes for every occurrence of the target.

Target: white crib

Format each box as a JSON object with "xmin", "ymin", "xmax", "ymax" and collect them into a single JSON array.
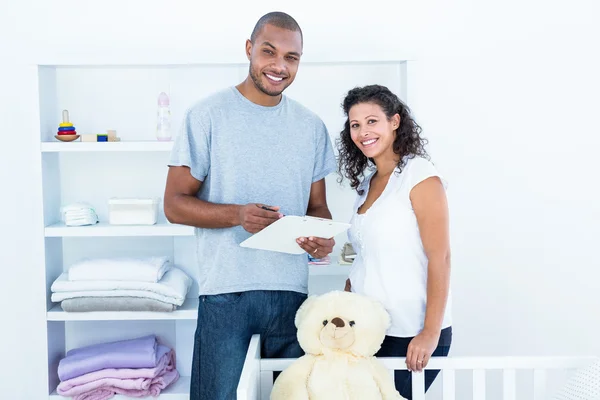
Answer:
[{"xmin": 236, "ymin": 334, "xmax": 598, "ymax": 399}]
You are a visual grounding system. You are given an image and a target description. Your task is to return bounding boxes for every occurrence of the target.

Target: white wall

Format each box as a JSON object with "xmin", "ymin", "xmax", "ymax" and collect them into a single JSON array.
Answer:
[{"xmin": 1, "ymin": 0, "xmax": 599, "ymax": 398}]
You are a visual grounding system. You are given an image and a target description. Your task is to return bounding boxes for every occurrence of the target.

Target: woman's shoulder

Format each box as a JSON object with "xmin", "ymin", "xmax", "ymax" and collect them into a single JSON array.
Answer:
[
  {"xmin": 403, "ymin": 154, "xmax": 434, "ymax": 169},
  {"xmin": 400, "ymin": 155, "xmax": 448, "ymax": 190}
]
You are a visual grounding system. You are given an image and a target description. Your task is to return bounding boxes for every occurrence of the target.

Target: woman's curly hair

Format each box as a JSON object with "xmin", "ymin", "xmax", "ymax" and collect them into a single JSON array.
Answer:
[{"xmin": 336, "ymin": 84, "xmax": 429, "ymax": 194}]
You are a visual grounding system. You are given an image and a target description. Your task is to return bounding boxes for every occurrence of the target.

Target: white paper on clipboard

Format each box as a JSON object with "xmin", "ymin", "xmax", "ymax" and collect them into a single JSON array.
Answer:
[{"xmin": 239, "ymin": 215, "xmax": 351, "ymax": 255}]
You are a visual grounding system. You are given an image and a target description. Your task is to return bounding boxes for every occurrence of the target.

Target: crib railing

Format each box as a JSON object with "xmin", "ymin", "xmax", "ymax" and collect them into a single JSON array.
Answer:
[{"xmin": 236, "ymin": 334, "xmax": 597, "ymax": 400}]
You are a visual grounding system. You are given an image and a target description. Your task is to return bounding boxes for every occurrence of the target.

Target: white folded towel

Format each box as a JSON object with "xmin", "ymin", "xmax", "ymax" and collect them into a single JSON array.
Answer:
[
  {"xmin": 61, "ymin": 202, "xmax": 99, "ymax": 227},
  {"xmin": 68, "ymin": 257, "xmax": 171, "ymax": 283},
  {"xmin": 51, "ymin": 267, "xmax": 192, "ymax": 306}
]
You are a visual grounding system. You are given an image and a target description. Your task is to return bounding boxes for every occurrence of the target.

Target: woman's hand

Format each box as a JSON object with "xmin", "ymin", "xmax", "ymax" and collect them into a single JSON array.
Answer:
[
  {"xmin": 344, "ymin": 278, "xmax": 351, "ymax": 292},
  {"xmin": 406, "ymin": 329, "xmax": 440, "ymax": 372}
]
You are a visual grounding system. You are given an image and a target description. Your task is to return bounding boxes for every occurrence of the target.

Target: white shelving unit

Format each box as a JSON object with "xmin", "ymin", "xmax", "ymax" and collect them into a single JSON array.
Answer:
[
  {"xmin": 46, "ymin": 261, "xmax": 350, "ymax": 323},
  {"xmin": 47, "ymin": 298, "xmax": 201, "ymax": 321},
  {"xmin": 36, "ymin": 60, "xmax": 411, "ymax": 398},
  {"xmin": 45, "ymin": 222, "xmax": 194, "ymax": 237},
  {"xmin": 41, "ymin": 140, "xmax": 174, "ymax": 152}
]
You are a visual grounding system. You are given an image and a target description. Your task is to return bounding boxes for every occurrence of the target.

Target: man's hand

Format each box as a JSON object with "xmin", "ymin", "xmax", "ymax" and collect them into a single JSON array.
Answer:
[
  {"xmin": 296, "ymin": 236, "xmax": 335, "ymax": 259},
  {"xmin": 238, "ymin": 204, "xmax": 283, "ymax": 234}
]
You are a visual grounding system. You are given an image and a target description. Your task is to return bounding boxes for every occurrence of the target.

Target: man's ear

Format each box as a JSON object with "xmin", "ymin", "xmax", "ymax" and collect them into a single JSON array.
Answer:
[{"xmin": 245, "ymin": 39, "xmax": 252, "ymax": 61}]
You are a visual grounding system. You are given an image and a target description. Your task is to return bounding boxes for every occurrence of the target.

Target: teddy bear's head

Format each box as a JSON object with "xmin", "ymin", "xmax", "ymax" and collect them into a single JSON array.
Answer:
[{"xmin": 294, "ymin": 290, "xmax": 390, "ymax": 357}]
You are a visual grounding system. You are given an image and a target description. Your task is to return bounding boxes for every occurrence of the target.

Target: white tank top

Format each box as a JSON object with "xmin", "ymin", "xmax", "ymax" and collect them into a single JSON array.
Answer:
[{"xmin": 347, "ymin": 156, "xmax": 453, "ymax": 337}]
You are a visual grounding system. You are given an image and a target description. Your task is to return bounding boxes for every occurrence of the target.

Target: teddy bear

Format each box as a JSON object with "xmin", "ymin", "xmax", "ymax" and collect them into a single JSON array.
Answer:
[{"xmin": 270, "ymin": 290, "xmax": 405, "ymax": 400}]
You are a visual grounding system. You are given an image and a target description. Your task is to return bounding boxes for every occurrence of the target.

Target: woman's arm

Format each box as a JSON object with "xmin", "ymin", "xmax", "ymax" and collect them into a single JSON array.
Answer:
[{"xmin": 405, "ymin": 175, "xmax": 451, "ymax": 372}]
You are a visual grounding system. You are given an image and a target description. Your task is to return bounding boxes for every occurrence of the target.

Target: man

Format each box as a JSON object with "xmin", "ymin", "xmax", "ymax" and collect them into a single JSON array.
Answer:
[{"xmin": 164, "ymin": 11, "xmax": 337, "ymax": 400}]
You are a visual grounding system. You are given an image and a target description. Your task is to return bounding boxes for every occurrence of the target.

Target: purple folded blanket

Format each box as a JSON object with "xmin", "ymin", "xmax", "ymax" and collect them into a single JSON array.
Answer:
[{"xmin": 58, "ymin": 335, "xmax": 160, "ymax": 381}]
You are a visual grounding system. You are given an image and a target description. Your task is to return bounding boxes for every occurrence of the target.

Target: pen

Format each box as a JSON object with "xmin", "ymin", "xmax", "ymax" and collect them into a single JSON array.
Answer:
[{"xmin": 260, "ymin": 205, "xmax": 285, "ymax": 217}]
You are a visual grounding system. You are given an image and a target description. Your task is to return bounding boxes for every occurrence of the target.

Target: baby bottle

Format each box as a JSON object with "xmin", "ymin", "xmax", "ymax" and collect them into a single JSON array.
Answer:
[{"xmin": 156, "ymin": 92, "xmax": 172, "ymax": 141}]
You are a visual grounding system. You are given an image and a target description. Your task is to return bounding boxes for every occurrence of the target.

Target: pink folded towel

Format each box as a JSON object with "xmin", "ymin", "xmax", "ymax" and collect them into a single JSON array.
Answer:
[{"xmin": 71, "ymin": 369, "xmax": 179, "ymax": 400}]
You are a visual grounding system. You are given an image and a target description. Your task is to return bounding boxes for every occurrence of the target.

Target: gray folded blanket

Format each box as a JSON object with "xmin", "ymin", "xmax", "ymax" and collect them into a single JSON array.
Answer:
[{"xmin": 60, "ymin": 297, "xmax": 176, "ymax": 312}]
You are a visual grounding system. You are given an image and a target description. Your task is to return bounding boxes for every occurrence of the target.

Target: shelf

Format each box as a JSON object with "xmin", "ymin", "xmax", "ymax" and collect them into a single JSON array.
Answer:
[
  {"xmin": 41, "ymin": 141, "xmax": 174, "ymax": 152},
  {"xmin": 46, "ymin": 267, "xmax": 349, "ymax": 322},
  {"xmin": 49, "ymin": 376, "xmax": 190, "ymax": 399},
  {"xmin": 45, "ymin": 222, "xmax": 194, "ymax": 237},
  {"xmin": 309, "ymin": 263, "xmax": 351, "ymax": 275},
  {"xmin": 47, "ymin": 298, "xmax": 199, "ymax": 321}
]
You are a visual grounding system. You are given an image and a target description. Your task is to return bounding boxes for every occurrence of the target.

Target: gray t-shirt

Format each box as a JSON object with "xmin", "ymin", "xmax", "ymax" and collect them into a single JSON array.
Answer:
[{"xmin": 168, "ymin": 86, "xmax": 336, "ymax": 295}]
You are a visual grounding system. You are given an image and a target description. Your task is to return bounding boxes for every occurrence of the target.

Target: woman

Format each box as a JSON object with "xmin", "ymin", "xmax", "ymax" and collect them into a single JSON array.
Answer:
[{"xmin": 338, "ymin": 84, "xmax": 452, "ymax": 399}]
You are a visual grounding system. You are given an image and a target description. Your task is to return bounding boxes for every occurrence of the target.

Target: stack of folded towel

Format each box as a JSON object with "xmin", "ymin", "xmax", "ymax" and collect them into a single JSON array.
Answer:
[
  {"xmin": 308, "ymin": 254, "xmax": 331, "ymax": 265},
  {"xmin": 61, "ymin": 202, "xmax": 99, "ymax": 227},
  {"xmin": 338, "ymin": 242, "xmax": 356, "ymax": 265},
  {"xmin": 51, "ymin": 257, "xmax": 192, "ymax": 312},
  {"xmin": 57, "ymin": 335, "xmax": 179, "ymax": 400}
]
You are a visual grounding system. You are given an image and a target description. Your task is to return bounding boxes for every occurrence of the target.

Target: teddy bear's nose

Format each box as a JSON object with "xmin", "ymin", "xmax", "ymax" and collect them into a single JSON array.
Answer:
[{"xmin": 331, "ymin": 317, "xmax": 345, "ymax": 328}]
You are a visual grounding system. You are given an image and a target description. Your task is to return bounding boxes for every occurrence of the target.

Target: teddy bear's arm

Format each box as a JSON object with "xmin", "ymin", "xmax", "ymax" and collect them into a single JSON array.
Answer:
[
  {"xmin": 270, "ymin": 355, "xmax": 316, "ymax": 400},
  {"xmin": 369, "ymin": 358, "xmax": 407, "ymax": 400}
]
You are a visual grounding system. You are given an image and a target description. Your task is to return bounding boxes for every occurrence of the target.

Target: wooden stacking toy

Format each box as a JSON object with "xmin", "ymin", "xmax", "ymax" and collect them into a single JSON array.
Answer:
[{"xmin": 55, "ymin": 109, "xmax": 80, "ymax": 142}]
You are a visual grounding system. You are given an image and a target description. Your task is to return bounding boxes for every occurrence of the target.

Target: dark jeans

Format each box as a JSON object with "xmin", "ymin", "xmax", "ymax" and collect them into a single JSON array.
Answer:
[
  {"xmin": 190, "ymin": 290, "xmax": 307, "ymax": 400},
  {"xmin": 375, "ymin": 326, "xmax": 452, "ymax": 399}
]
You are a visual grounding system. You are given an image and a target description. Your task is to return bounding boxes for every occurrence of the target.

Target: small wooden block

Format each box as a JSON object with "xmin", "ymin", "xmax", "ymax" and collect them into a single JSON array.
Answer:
[{"xmin": 81, "ymin": 134, "xmax": 97, "ymax": 142}]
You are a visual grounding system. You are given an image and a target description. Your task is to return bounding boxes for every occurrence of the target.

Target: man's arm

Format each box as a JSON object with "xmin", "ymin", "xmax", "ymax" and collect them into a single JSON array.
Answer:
[
  {"xmin": 305, "ymin": 178, "xmax": 332, "ymax": 219},
  {"xmin": 163, "ymin": 166, "xmax": 281, "ymax": 233},
  {"xmin": 295, "ymin": 178, "xmax": 335, "ymax": 257}
]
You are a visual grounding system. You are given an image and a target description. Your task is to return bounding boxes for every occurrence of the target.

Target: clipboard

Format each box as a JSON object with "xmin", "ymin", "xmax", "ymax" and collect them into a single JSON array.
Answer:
[{"xmin": 239, "ymin": 215, "xmax": 351, "ymax": 255}]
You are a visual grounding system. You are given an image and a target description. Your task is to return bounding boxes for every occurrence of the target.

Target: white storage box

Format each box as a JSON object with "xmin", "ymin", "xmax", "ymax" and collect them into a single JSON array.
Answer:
[{"xmin": 108, "ymin": 198, "xmax": 159, "ymax": 225}]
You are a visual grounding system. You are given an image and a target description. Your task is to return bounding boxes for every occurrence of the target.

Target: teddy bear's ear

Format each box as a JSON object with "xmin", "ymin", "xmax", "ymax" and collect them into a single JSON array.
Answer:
[{"xmin": 294, "ymin": 294, "xmax": 319, "ymax": 328}]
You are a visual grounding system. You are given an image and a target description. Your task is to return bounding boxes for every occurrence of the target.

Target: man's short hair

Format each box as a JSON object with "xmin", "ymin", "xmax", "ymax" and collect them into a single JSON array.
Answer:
[{"xmin": 250, "ymin": 12, "xmax": 303, "ymax": 45}]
